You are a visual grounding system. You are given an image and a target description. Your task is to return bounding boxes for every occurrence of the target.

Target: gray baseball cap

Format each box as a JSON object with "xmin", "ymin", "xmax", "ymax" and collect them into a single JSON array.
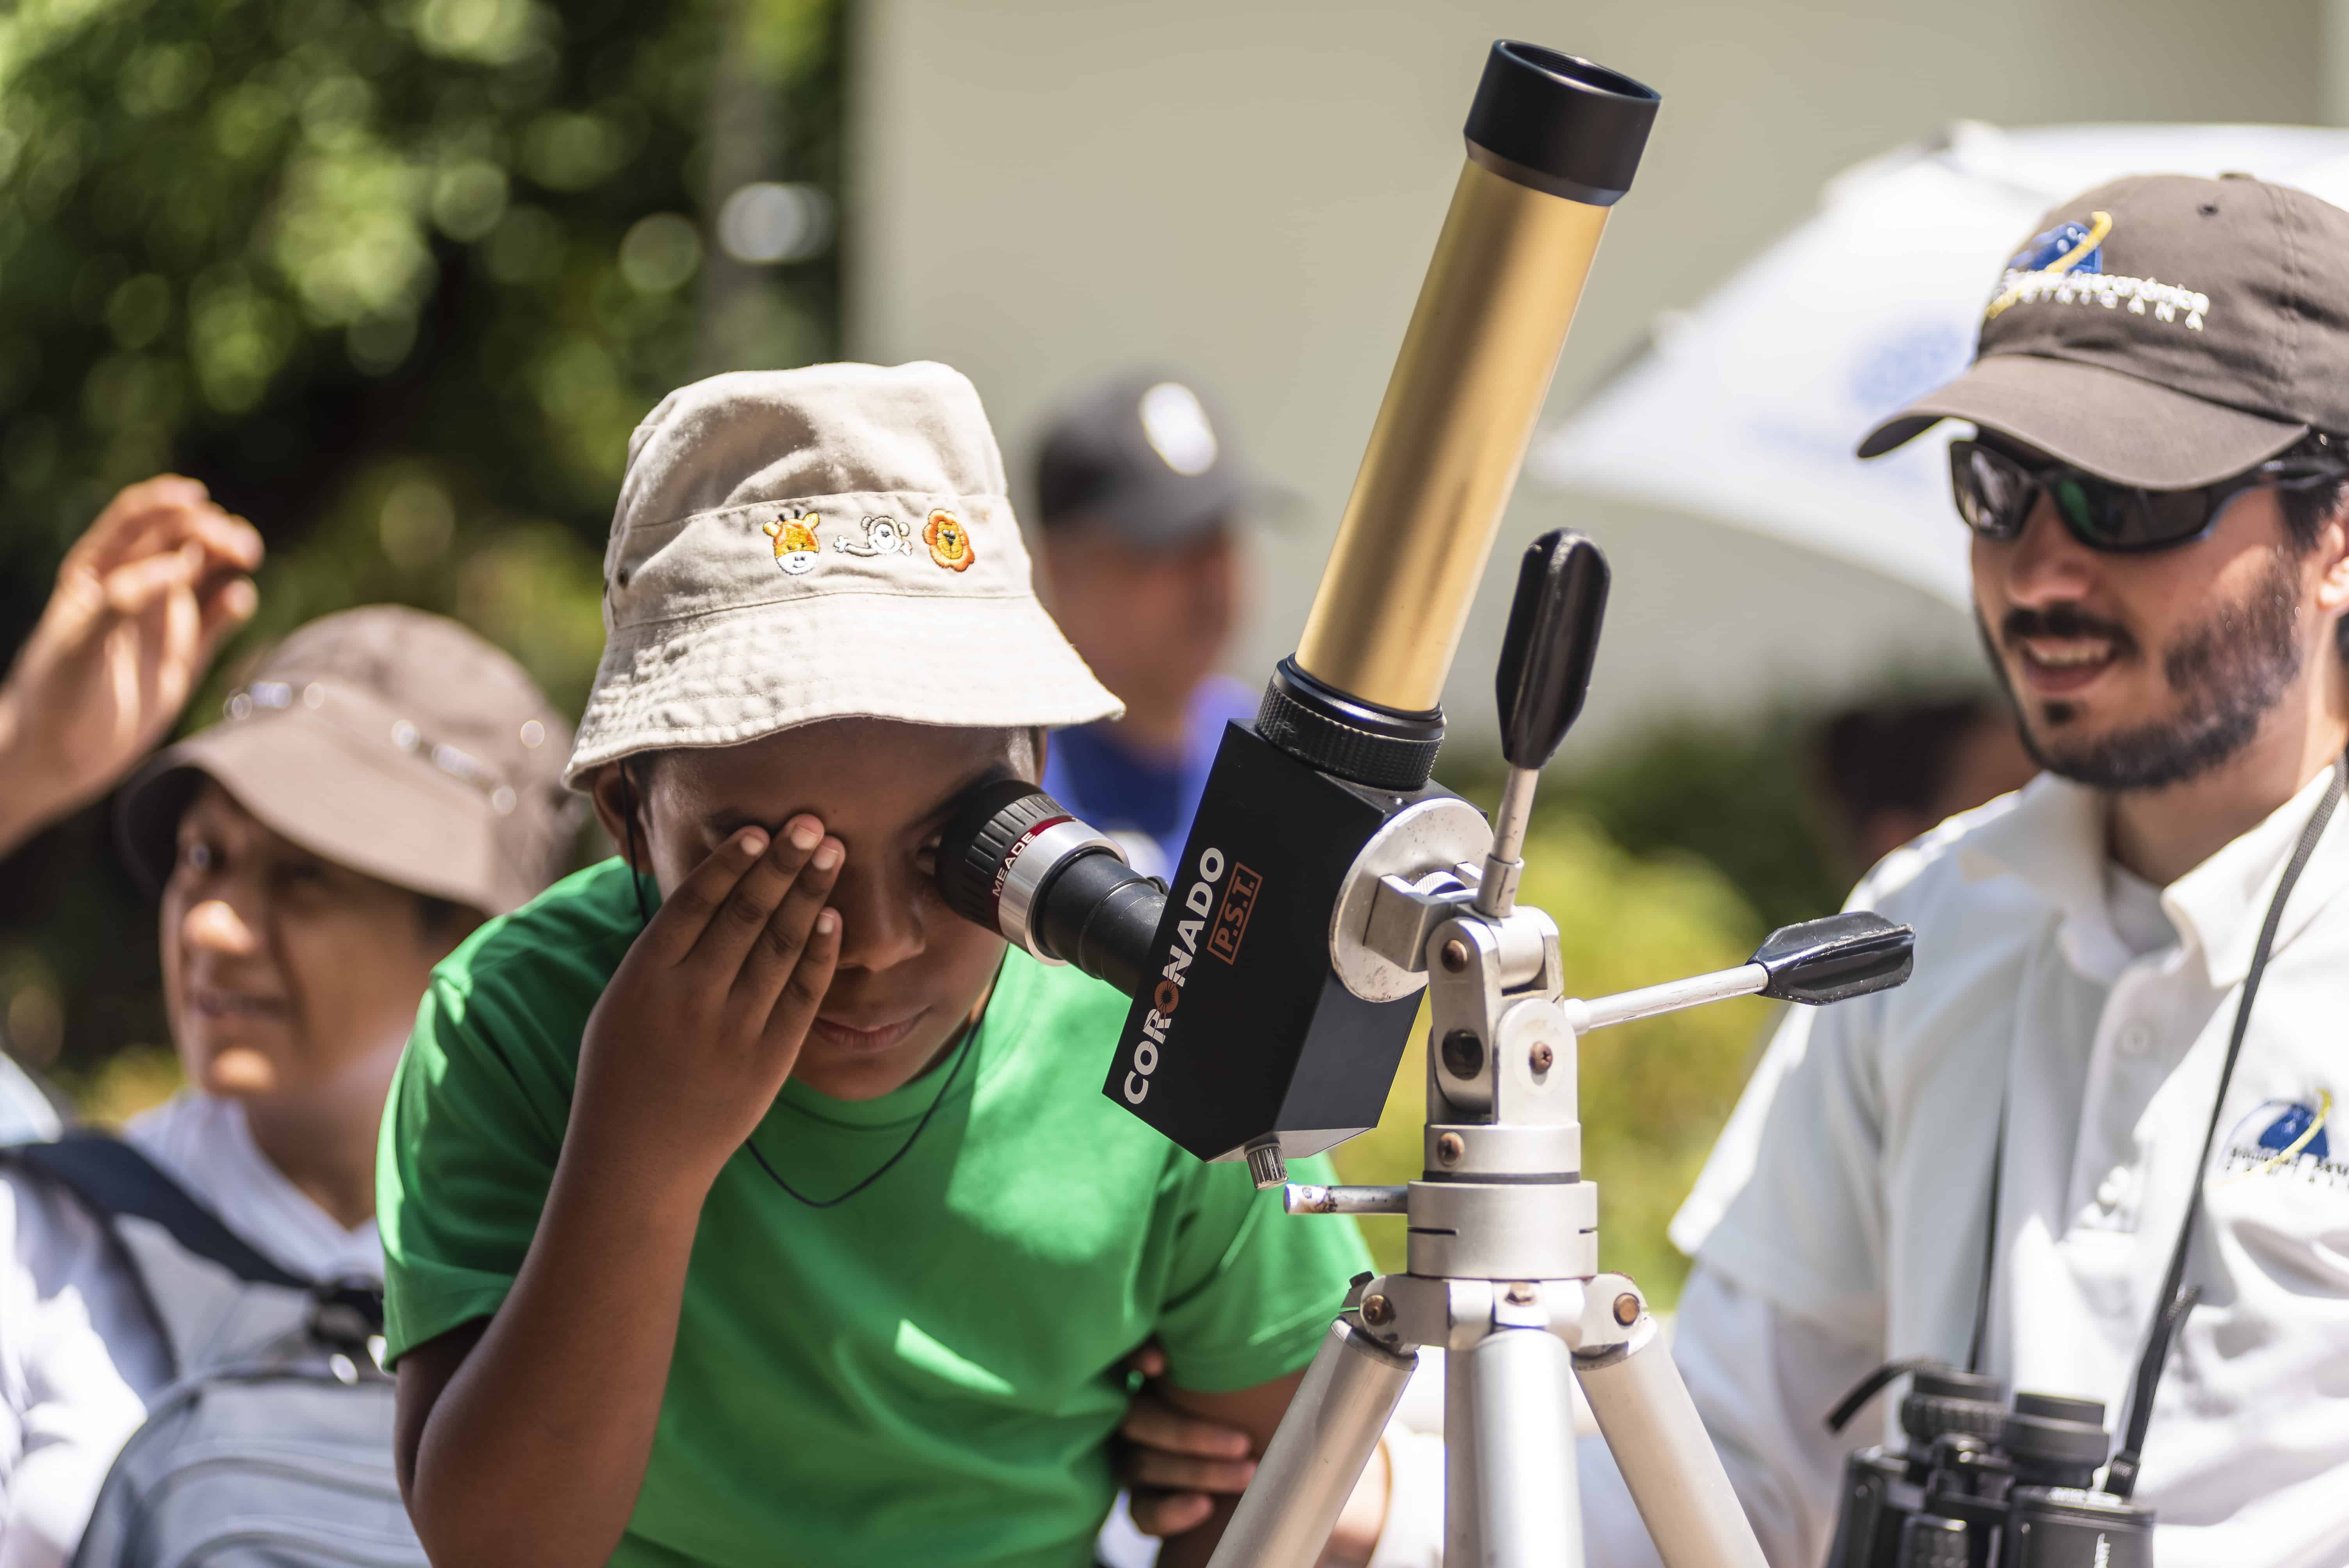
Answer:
[
  {"xmin": 1033, "ymin": 369, "xmax": 1261, "ymax": 548},
  {"xmin": 1861, "ymin": 173, "xmax": 2349, "ymax": 485},
  {"xmin": 118, "ymin": 606, "xmax": 575, "ymax": 917}
]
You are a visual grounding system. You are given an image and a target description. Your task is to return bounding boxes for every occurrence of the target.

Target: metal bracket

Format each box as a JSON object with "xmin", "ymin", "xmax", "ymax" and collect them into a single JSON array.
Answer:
[
  {"xmin": 1363, "ymin": 869, "xmax": 1479, "ymax": 974},
  {"xmin": 1328, "ymin": 796, "xmax": 1494, "ymax": 1003},
  {"xmin": 1349, "ymin": 1272, "xmax": 1592, "ymax": 1355},
  {"xmin": 1572, "ymin": 1272, "xmax": 1646, "ymax": 1359}
]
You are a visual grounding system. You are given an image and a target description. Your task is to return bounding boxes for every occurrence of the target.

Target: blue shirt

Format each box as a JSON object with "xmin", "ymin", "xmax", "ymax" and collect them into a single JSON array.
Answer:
[{"xmin": 1041, "ymin": 676, "xmax": 1256, "ymax": 883}]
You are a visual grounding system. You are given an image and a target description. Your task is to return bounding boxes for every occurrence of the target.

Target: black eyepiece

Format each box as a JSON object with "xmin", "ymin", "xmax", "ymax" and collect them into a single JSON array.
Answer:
[
  {"xmin": 933, "ymin": 782, "xmax": 1166, "ymax": 998},
  {"xmin": 1899, "ymin": 1366, "xmax": 2007, "ymax": 1449}
]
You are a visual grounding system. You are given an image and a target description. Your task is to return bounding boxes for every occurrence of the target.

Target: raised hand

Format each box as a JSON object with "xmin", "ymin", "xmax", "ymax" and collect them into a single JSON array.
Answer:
[
  {"xmin": 0, "ymin": 475, "xmax": 263, "ymax": 854},
  {"xmin": 571, "ymin": 817, "xmax": 845, "ymax": 1188}
]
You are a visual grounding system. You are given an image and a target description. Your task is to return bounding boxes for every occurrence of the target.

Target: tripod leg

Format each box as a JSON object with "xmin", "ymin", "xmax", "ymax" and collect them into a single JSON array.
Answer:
[
  {"xmin": 1462, "ymin": 1325, "xmax": 1581, "ymax": 1568},
  {"xmin": 1206, "ymin": 1319, "xmax": 1417, "ymax": 1568},
  {"xmin": 1445, "ymin": 1341, "xmax": 1479, "ymax": 1565},
  {"xmin": 1573, "ymin": 1313, "xmax": 1766, "ymax": 1568}
]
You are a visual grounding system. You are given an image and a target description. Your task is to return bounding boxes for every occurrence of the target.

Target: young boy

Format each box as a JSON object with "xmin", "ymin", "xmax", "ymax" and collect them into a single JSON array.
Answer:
[{"xmin": 381, "ymin": 363, "xmax": 1378, "ymax": 1568}]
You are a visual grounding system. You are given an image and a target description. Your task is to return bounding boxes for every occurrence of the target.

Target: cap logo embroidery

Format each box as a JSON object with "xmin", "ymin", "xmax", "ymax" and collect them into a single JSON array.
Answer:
[
  {"xmin": 837, "ymin": 516, "xmax": 913, "ymax": 557},
  {"xmin": 762, "ymin": 510, "xmax": 823, "ymax": 575},
  {"xmin": 1983, "ymin": 211, "xmax": 2208, "ymax": 330},
  {"xmin": 924, "ymin": 508, "xmax": 975, "ymax": 572}
]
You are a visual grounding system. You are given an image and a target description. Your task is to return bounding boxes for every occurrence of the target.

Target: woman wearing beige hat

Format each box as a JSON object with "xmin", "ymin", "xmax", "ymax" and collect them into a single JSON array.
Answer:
[{"xmin": 0, "ymin": 595, "xmax": 573, "ymax": 1566}]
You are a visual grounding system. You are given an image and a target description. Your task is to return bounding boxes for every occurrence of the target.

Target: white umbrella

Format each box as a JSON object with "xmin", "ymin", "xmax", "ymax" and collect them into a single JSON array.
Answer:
[{"xmin": 1531, "ymin": 122, "xmax": 2349, "ymax": 611}]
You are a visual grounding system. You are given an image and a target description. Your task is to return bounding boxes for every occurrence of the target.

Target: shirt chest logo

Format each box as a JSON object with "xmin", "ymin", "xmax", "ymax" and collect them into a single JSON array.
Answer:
[{"xmin": 2218, "ymin": 1093, "xmax": 2347, "ymax": 1188}]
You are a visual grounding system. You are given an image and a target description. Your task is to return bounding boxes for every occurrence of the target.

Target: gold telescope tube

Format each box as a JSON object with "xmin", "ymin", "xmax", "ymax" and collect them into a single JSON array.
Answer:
[{"xmin": 1294, "ymin": 45, "xmax": 1659, "ymax": 716}]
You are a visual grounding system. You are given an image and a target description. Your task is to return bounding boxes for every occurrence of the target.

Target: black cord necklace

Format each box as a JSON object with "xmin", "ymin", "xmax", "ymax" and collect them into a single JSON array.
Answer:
[
  {"xmin": 742, "ymin": 1018, "xmax": 981, "ymax": 1209},
  {"xmin": 615, "ymin": 760, "xmax": 982, "ymax": 1209}
]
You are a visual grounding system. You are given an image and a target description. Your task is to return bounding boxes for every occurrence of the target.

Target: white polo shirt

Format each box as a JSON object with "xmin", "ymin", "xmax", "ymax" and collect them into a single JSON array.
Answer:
[{"xmin": 1581, "ymin": 765, "xmax": 2349, "ymax": 1568}]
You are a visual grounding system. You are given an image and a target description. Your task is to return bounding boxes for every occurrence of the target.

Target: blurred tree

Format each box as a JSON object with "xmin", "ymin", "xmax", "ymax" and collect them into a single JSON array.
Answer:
[{"xmin": 0, "ymin": 0, "xmax": 842, "ymax": 1087}]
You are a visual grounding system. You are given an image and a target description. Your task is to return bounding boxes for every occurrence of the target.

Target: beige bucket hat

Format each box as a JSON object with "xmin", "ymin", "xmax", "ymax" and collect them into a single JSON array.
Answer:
[
  {"xmin": 118, "ymin": 606, "xmax": 575, "ymax": 916},
  {"xmin": 565, "ymin": 361, "xmax": 1122, "ymax": 785}
]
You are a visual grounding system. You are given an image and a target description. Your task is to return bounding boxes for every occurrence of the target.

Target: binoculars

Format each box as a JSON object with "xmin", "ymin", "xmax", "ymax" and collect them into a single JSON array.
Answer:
[{"xmin": 1826, "ymin": 1364, "xmax": 2153, "ymax": 1568}]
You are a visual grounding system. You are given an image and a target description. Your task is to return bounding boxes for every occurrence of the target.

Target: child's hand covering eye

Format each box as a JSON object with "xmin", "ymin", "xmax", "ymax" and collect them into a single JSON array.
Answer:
[{"xmin": 572, "ymin": 818, "xmax": 845, "ymax": 1187}]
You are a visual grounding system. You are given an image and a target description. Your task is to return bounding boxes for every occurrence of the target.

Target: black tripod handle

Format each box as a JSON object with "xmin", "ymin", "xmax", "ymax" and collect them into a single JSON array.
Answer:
[{"xmin": 1495, "ymin": 529, "xmax": 1611, "ymax": 771}]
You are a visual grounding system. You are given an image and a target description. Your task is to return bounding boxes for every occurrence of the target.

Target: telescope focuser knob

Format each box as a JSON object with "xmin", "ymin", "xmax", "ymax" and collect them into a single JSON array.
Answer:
[{"xmin": 1495, "ymin": 528, "xmax": 1609, "ymax": 772}]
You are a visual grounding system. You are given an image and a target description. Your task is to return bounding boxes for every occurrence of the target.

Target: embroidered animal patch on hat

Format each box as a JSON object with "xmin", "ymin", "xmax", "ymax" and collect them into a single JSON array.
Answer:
[
  {"xmin": 924, "ymin": 509, "xmax": 974, "ymax": 572},
  {"xmin": 838, "ymin": 516, "xmax": 913, "ymax": 557},
  {"xmin": 763, "ymin": 510, "xmax": 823, "ymax": 574}
]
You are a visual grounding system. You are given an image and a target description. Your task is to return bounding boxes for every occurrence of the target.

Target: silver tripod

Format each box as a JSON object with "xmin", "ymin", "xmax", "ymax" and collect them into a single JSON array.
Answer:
[{"xmin": 1206, "ymin": 538, "xmax": 1913, "ymax": 1568}]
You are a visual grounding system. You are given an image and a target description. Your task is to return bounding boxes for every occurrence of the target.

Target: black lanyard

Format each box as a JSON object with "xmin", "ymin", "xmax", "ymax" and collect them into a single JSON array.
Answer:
[{"xmin": 2105, "ymin": 752, "xmax": 2345, "ymax": 1491}]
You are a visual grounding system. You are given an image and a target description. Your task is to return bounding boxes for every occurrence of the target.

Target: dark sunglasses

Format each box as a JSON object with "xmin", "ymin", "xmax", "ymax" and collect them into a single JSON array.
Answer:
[{"xmin": 1948, "ymin": 437, "xmax": 2347, "ymax": 553}]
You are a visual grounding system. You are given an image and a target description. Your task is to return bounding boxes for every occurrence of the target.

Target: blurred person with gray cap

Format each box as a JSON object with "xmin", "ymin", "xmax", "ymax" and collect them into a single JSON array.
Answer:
[
  {"xmin": 1556, "ymin": 174, "xmax": 2349, "ymax": 1566},
  {"xmin": 1032, "ymin": 370, "xmax": 1263, "ymax": 882},
  {"xmin": 382, "ymin": 363, "xmax": 1388, "ymax": 1568},
  {"xmin": 0, "ymin": 603, "xmax": 570, "ymax": 1566}
]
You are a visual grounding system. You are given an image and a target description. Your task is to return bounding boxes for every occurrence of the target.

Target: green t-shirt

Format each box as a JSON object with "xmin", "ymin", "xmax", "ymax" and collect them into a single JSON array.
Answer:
[{"xmin": 380, "ymin": 858, "xmax": 1371, "ymax": 1568}]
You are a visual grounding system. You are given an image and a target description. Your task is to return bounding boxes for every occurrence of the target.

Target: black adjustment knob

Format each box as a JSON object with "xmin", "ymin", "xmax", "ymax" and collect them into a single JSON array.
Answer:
[
  {"xmin": 1752, "ymin": 912, "xmax": 1916, "ymax": 1006},
  {"xmin": 1256, "ymin": 659, "xmax": 1444, "ymax": 791},
  {"xmin": 1494, "ymin": 529, "xmax": 1609, "ymax": 771}
]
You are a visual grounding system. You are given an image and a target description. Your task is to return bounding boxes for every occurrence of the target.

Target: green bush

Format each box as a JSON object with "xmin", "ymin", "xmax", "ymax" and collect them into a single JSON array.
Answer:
[{"xmin": 1331, "ymin": 810, "xmax": 1777, "ymax": 1311}]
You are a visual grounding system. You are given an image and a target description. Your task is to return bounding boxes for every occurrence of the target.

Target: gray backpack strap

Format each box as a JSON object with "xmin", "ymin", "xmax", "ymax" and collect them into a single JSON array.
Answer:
[
  {"xmin": 4, "ymin": 1133, "xmax": 306, "ymax": 1285},
  {"xmin": 111, "ymin": 1214, "xmax": 317, "ymax": 1373},
  {"xmin": 3, "ymin": 1134, "xmax": 327, "ymax": 1374}
]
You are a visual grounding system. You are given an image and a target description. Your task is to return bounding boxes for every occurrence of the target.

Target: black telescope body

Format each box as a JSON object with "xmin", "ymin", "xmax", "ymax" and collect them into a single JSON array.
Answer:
[{"xmin": 934, "ymin": 41, "xmax": 1662, "ymax": 1166}]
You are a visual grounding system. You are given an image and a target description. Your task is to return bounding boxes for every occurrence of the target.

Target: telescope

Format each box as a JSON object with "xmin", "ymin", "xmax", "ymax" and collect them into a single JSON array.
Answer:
[{"xmin": 938, "ymin": 41, "xmax": 1917, "ymax": 1568}]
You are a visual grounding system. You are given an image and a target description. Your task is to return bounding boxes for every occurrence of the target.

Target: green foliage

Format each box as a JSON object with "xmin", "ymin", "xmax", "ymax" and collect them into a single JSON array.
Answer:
[
  {"xmin": 1448, "ymin": 713, "xmax": 1853, "ymax": 938},
  {"xmin": 0, "ymin": 0, "xmax": 843, "ymax": 1079},
  {"xmin": 1332, "ymin": 810, "xmax": 1776, "ymax": 1311}
]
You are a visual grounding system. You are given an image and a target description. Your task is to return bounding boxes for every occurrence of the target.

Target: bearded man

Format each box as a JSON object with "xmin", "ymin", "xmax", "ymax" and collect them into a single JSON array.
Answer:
[{"xmin": 1567, "ymin": 173, "xmax": 2349, "ymax": 1567}]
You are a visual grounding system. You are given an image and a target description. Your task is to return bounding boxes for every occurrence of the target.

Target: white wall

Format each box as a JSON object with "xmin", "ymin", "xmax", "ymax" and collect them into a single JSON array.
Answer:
[{"xmin": 849, "ymin": 0, "xmax": 2319, "ymax": 750}]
